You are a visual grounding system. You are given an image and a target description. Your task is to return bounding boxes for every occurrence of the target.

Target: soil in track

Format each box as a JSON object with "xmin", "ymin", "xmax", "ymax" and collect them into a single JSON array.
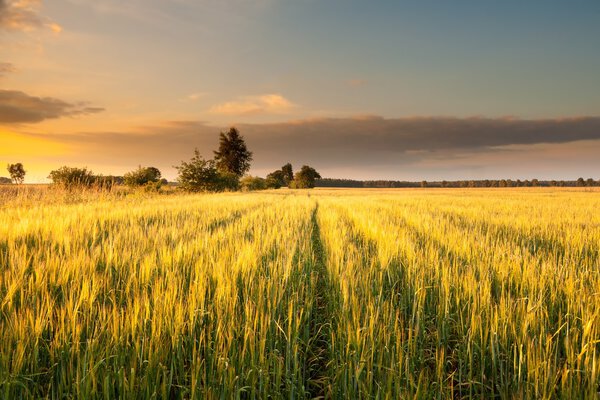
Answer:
[{"xmin": 304, "ymin": 203, "xmax": 336, "ymax": 399}]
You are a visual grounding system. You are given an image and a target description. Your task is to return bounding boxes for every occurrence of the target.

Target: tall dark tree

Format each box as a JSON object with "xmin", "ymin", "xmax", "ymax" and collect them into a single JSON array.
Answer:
[
  {"xmin": 281, "ymin": 163, "xmax": 293, "ymax": 185},
  {"xmin": 213, "ymin": 127, "xmax": 253, "ymax": 177},
  {"xmin": 7, "ymin": 163, "xmax": 26, "ymax": 184}
]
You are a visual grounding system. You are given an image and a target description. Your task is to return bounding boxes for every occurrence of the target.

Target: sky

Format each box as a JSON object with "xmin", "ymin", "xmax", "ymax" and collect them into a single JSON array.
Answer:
[{"xmin": 1, "ymin": 0, "xmax": 600, "ymax": 182}]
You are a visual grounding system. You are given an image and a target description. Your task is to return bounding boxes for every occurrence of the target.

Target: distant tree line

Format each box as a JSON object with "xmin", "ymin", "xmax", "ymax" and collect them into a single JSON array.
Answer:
[{"xmin": 316, "ymin": 178, "xmax": 600, "ymax": 188}]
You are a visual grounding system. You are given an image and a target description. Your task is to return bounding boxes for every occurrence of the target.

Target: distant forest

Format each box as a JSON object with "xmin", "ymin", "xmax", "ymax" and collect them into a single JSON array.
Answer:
[{"xmin": 316, "ymin": 177, "xmax": 599, "ymax": 188}]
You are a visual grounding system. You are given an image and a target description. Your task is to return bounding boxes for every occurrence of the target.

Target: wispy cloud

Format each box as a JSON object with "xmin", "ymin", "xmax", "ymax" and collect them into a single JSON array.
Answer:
[
  {"xmin": 209, "ymin": 94, "xmax": 295, "ymax": 115},
  {"xmin": 0, "ymin": 62, "xmax": 16, "ymax": 77},
  {"xmin": 0, "ymin": 0, "xmax": 61, "ymax": 32},
  {"xmin": 182, "ymin": 92, "xmax": 208, "ymax": 102},
  {"xmin": 0, "ymin": 90, "xmax": 104, "ymax": 124},
  {"xmin": 347, "ymin": 79, "xmax": 367, "ymax": 87}
]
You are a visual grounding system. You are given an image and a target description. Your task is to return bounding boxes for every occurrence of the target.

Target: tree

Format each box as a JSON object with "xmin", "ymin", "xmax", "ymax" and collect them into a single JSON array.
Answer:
[
  {"xmin": 0, "ymin": 177, "xmax": 12, "ymax": 184},
  {"xmin": 213, "ymin": 127, "xmax": 253, "ymax": 177},
  {"xmin": 290, "ymin": 165, "xmax": 321, "ymax": 189},
  {"xmin": 175, "ymin": 149, "xmax": 238, "ymax": 192},
  {"xmin": 48, "ymin": 166, "xmax": 96, "ymax": 188},
  {"xmin": 7, "ymin": 163, "xmax": 26, "ymax": 184},
  {"xmin": 420, "ymin": 180, "xmax": 428, "ymax": 188},
  {"xmin": 281, "ymin": 163, "xmax": 293, "ymax": 186},
  {"xmin": 265, "ymin": 163, "xmax": 295, "ymax": 188},
  {"xmin": 577, "ymin": 177, "xmax": 585, "ymax": 187},
  {"xmin": 266, "ymin": 170, "xmax": 285, "ymax": 189},
  {"xmin": 586, "ymin": 178, "xmax": 595, "ymax": 187},
  {"xmin": 124, "ymin": 166, "xmax": 162, "ymax": 187}
]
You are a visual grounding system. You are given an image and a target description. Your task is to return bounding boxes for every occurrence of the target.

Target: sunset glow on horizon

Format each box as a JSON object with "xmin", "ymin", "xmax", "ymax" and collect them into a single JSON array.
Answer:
[{"xmin": 2, "ymin": 0, "xmax": 600, "ymax": 182}]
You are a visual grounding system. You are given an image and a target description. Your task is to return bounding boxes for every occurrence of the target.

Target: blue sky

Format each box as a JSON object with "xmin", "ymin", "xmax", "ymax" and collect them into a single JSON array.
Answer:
[{"xmin": 1, "ymin": 0, "xmax": 600, "ymax": 181}]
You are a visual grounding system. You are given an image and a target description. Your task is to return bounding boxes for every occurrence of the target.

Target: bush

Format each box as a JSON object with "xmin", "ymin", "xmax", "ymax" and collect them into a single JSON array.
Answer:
[
  {"xmin": 94, "ymin": 176, "xmax": 118, "ymax": 190},
  {"xmin": 240, "ymin": 176, "xmax": 267, "ymax": 191},
  {"xmin": 216, "ymin": 172, "xmax": 240, "ymax": 192},
  {"xmin": 143, "ymin": 181, "xmax": 163, "ymax": 193},
  {"xmin": 48, "ymin": 166, "xmax": 96, "ymax": 188},
  {"xmin": 265, "ymin": 176, "xmax": 282, "ymax": 189},
  {"xmin": 124, "ymin": 166, "xmax": 162, "ymax": 187}
]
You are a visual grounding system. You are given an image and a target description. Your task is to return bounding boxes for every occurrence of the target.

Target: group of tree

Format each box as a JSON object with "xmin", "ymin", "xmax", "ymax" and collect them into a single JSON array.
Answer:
[
  {"xmin": 175, "ymin": 128, "xmax": 252, "ymax": 192},
  {"xmin": 175, "ymin": 127, "xmax": 321, "ymax": 192},
  {"xmin": 290, "ymin": 165, "xmax": 322, "ymax": 188},
  {"xmin": 265, "ymin": 163, "xmax": 294, "ymax": 188},
  {"xmin": 576, "ymin": 177, "xmax": 598, "ymax": 187},
  {"xmin": 263, "ymin": 163, "xmax": 321, "ymax": 189},
  {"xmin": 316, "ymin": 178, "xmax": 600, "ymax": 188},
  {"xmin": 238, "ymin": 164, "xmax": 321, "ymax": 191}
]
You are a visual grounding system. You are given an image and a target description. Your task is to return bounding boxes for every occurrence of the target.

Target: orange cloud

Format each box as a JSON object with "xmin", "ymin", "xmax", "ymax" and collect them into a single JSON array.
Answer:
[
  {"xmin": 0, "ymin": 0, "xmax": 62, "ymax": 32},
  {"xmin": 209, "ymin": 94, "xmax": 295, "ymax": 115},
  {"xmin": 48, "ymin": 22, "xmax": 61, "ymax": 33}
]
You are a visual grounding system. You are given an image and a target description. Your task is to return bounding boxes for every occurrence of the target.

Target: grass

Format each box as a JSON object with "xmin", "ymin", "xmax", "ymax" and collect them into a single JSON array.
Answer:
[{"xmin": 0, "ymin": 187, "xmax": 598, "ymax": 398}]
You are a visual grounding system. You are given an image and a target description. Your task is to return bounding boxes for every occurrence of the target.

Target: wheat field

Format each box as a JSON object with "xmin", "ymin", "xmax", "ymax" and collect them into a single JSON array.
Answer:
[{"xmin": 0, "ymin": 188, "xmax": 598, "ymax": 399}]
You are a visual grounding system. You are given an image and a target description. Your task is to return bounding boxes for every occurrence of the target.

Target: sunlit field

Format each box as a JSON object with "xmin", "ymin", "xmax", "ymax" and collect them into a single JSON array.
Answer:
[{"xmin": 0, "ymin": 187, "xmax": 598, "ymax": 399}]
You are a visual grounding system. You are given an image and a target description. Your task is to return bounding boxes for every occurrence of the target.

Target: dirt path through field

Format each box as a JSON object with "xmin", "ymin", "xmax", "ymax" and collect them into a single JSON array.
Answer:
[{"xmin": 304, "ymin": 202, "xmax": 336, "ymax": 399}]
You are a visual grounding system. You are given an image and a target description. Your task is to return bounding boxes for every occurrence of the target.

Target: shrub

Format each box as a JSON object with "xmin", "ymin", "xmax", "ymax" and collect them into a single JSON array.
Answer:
[
  {"xmin": 241, "ymin": 176, "xmax": 268, "ymax": 191},
  {"xmin": 124, "ymin": 166, "xmax": 162, "ymax": 187},
  {"xmin": 48, "ymin": 166, "xmax": 96, "ymax": 188}
]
